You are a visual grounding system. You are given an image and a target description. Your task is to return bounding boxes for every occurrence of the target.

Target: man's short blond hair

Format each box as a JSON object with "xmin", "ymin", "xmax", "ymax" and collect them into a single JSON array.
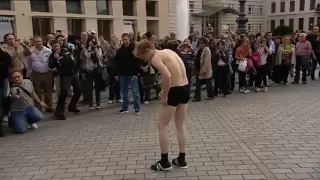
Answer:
[{"xmin": 134, "ymin": 39, "xmax": 155, "ymax": 58}]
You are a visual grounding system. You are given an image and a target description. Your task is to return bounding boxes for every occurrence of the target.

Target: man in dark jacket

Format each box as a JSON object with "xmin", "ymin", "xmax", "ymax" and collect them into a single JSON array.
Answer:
[
  {"xmin": 0, "ymin": 45, "xmax": 12, "ymax": 137},
  {"xmin": 49, "ymin": 40, "xmax": 82, "ymax": 120},
  {"xmin": 115, "ymin": 33, "xmax": 141, "ymax": 114}
]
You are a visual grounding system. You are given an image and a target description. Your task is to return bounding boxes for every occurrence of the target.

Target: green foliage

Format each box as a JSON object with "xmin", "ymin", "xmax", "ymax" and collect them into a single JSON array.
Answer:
[{"xmin": 273, "ymin": 25, "xmax": 294, "ymax": 36}]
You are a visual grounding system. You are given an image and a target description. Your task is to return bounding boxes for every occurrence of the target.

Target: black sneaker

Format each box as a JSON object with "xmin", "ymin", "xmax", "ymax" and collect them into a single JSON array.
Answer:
[
  {"xmin": 55, "ymin": 114, "xmax": 66, "ymax": 120},
  {"xmin": 172, "ymin": 158, "xmax": 188, "ymax": 169},
  {"xmin": 150, "ymin": 161, "xmax": 172, "ymax": 171},
  {"xmin": 118, "ymin": 109, "xmax": 129, "ymax": 114}
]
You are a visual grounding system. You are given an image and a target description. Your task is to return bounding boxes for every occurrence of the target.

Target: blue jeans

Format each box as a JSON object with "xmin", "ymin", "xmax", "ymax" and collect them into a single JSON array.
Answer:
[
  {"xmin": 120, "ymin": 76, "xmax": 140, "ymax": 111},
  {"xmin": 10, "ymin": 106, "xmax": 43, "ymax": 134}
]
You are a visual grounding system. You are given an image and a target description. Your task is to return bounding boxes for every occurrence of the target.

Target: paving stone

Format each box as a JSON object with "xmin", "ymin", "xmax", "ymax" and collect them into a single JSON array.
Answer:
[{"xmin": 1, "ymin": 83, "xmax": 320, "ymax": 179}]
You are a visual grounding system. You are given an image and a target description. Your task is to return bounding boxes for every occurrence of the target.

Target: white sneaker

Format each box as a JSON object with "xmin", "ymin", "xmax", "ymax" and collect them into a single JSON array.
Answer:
[
  {"xmin": 3, "ymin": 116, "xmax": 8, "ymax": 122},
  {"xmin": 117, "ymin": 99, "xmax": 123, "ymax": 103},
  {"xmin": 243, "ymin": 89, "xmax": 250, "ymax": 94},
  {"xmin": 108, "ymin": 100, "xmax": 113, "ymax": 104},
  {"xmin": 254, "ymin": 88, "xmax": 260, "ymax": 92},
  {"xmin": 240, "ymin": 88, "xmax": 245, "ymax": 93},
  {"xmin": 144, "ymin": 101, "xmax": 150, "ymax": 104},
  {"xmin": 31, "ymin": 123, "xmax": 38, "ymax": 129},
  {"xmin": 263, "ymin": 87, "xmax": 268, "ymax": 92},
  {"xmin": 89, "ymin": 106, "xmax": 93, "ymax": 110},
  {"xmin": 96, "ymin": 106, "xmax": 101, "ymax": 110}
]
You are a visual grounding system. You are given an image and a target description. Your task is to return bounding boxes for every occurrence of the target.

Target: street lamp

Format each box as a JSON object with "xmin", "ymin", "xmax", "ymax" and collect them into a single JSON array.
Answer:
[{"xmin": 236, "ymin": 0, "xmax": 248, "ymax": 35}]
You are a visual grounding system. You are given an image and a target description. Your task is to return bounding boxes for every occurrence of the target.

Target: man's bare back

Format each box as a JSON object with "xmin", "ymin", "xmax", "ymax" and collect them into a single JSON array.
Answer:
[{"xmin": 151, "ymin": 49, "xmax": 188, "ymax": 87}]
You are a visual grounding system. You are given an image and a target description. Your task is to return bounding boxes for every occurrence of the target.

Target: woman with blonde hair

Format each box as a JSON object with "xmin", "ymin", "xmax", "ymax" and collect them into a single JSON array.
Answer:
[
  {"xmin": 106, "ymin": 35, "xmax": 122, "ymax": 104},
  {"xmin": 274, "ymin": 35, "xmax": 295, "ymax": 85},
  {"xmin": 235, "ymin": 37, "xmax": 252, "ymax": 94}
]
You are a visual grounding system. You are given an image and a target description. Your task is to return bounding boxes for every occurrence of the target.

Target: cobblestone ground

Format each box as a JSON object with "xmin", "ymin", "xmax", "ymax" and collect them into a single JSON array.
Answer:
[{"xmin": 1, "ymin": 81, "xmax": 320, "ymax": 180}]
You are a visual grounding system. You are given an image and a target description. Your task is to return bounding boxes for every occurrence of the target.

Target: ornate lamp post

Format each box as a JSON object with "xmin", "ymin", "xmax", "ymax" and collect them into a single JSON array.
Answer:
[{"xmin": 236, "ymin": 0, "xmax": 248, "ymax": 35}]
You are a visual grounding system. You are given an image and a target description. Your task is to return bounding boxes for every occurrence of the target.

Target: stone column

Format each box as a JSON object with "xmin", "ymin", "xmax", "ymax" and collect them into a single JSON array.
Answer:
[{"xmin": 176, "ymin": 0, "xmax": 189, "ymax": 40}]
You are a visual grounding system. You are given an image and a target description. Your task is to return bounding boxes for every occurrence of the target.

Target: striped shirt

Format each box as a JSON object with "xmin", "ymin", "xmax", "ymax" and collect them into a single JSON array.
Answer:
[{"xmin": 178, "ymin": 51, "xmax": 194, "ymax": 65}]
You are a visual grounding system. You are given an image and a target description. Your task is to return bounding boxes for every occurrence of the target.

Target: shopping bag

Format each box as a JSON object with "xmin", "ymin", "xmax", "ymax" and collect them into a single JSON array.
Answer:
[{"xmin": 238, "ymin": 59, "xmax": 247, "ymax": 72}]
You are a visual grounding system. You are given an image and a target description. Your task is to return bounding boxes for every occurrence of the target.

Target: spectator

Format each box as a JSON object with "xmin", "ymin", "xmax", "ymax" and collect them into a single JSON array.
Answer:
[
  {"xmin": 0, "ymin": 45, "xmax": 12, "ymax": 137},
  {"xmin": 213, "ymin": 40, "xmax": 230, "ymax": 97},
  {"xmin": 4, "ymin": 33, "xmax": 31, "ymax": 78},
  {"xmin": 44, "ymin": 33, "xmax": 55, "ymax": 49},
  {"xmin": 106, "ymin": 35, "xmax": 122, "ymax": 104},
  {"xmin": 235, "ymin": 37, "xmax": 252, "ymax": 94},
  {"xmin": 256, "ymin": 36, "xmax": 272, "ymax": 91},
  {"xmin": 177, "ymin": 41, "xmax": 194, "ymax": 93},
  {"xmin": 28, "ymin": 36, "xmax": 53, "ymax": 112},
  {"xmin": 293, "ymin": 33, "xmax": 312, "ymax": 84},
  {"xmin": 115, "ymin": 33, "xmax": 141, "ymax": 114},
  {"xmin": 9, "ymin": 69, "xmax": 46, "ymax": 134},
  {"xmin": 49, "ymin": 40, "xmax": 82, "ymax": 120},
  {"xmin": 82, "ymin": 35, "xmax": 103, "ymax": 110},
  {"xmin": 307, "ymin": 26, "xmax": 320, "ymax": 80},
  {"xmin": 274, "ymin": 36, "xmax": 295, "ymax": 85},
  {"xmin": 193, "ymin": 36, "xmax": 214, "ymax": 102},
  {"xmin": 78, "ymin": 31, "xmax": 89, "ymax": 104}
]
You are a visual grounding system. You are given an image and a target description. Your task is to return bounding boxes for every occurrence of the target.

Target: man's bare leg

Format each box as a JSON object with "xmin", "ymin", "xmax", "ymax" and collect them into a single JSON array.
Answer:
[
  {"xmin": 150, "ymin": 105, "xmax": 175, "ymax": 171},
  {"xmin": 172, "ymin": 104, "xmax": 188, "ymax": 168}
]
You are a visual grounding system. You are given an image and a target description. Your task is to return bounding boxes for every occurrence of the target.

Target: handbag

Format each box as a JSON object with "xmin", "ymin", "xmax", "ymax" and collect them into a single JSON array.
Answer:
[
  {"xmin": 252, "ymin": 52, "xmax": 261, "ymax": 67},
  {"xmin": 140, "ymin": 74, "xmax": 155, "ymax": 88},
  {"xmin": 246, "ymin": 58, "xmax": 254, "ymax": 72},
  {"xmin": 238, "ymin": 59, "xmax": 247, "ymax": 72}
]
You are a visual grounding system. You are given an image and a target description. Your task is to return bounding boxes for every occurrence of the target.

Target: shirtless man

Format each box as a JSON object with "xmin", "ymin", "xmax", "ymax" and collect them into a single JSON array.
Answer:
[{"xmin": 134, "ymin": 39, "xmax": 189, "ymax": 171}]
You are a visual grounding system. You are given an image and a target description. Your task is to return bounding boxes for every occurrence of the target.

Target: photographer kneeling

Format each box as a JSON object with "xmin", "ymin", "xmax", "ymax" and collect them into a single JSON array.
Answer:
[{"xmin": 9, "ymin": 69, "xmax": 47, "ymax": 134}]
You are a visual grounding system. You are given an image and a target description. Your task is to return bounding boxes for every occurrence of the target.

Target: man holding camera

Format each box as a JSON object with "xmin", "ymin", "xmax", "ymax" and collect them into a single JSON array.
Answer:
[{"xmin": 49, "ymin": 40, "xmax": 82, "ymax": 120}]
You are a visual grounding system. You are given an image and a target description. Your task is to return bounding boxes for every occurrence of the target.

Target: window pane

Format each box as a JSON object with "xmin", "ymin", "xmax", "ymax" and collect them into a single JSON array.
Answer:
[
  {"xmin": 66, "ymin": 0, "xmax": 82, "ymax": 14},
  {"xmin": 189, "ymin": 1, "xmax": 194, "ymax": 13},
  {"xmin": 146, "ymin": 0, "xmax": 157, "ymax": 17},
  {"xmin": 32, "ymin": 17, "xmax": 53, "ymax": 38},
  {"xmin": 299, "ymin": 0, "xmax": 305, "ymax": 10},
  {"xmin": 30, "ymin": 0, "xmax": 50, "ymax": 12},
  {"xmin": 96, "ymin": 0, "xmax": 111, "ymax": 15},
  {"xmin": 67, "ymin": 19, "xmax": 84, "ymax": 36},
  {"xmin": 123, "ymin": 0, "xmax": 135, "ymax": 16},
  {"xmin": 280, "ymin": 1, "xmax": 285, "ymax": 12},
  {"xmin": 298, "ymin": 18, "xmax": 304, "ymax": 30},
  {"xmin": 0, "ymin": 0, "xmax": 11, "ymax": 10},
  {"xmin": 270, "ymin": 20, "xmax": 275, "ymax": 31},
  {"xmin": 310, "ymin": 0, "xmax": 315, "ymax": 10},
  {"xmin": 280, "ymin": 19, "xmax": 285, "ymax": 26},
  {"xmin": 0, "ymin": 16, "xmax": 14, "ymax": 43},
  {"xmin": 290, "ymin": 1, "xmax": 295, "ymax": 12},
  {"xmin": 289, "ymin": 19, "xmax": 294, "ymax": 29},
  {"xmin": 97, "ymin": 20, "xmax": 111, "ymax": 42},
  {"xmin": 271, "ymin": 2, "xmax": 276, "ymax": 13},
  {"xmin": 309, "ymin": 17, "xmax": 314, "ymax": 30}
]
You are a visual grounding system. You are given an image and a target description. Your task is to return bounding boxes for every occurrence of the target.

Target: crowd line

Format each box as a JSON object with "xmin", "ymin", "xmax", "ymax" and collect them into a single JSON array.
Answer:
[{"xmin": 0, "ymin": 26, "xmax": 319, "ymax": 137}]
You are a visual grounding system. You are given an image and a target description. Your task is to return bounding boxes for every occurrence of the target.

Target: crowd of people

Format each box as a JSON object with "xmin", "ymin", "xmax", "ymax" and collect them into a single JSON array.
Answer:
[{"xmin": 0, "ymin": 25, "xmax": 319, "ymax": 137}]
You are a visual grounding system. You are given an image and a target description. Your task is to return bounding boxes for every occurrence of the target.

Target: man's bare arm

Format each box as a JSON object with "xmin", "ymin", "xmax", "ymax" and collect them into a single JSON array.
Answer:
[{"xmin": 151, "ymin": 56, "xmax": 171, "ymax": 98}]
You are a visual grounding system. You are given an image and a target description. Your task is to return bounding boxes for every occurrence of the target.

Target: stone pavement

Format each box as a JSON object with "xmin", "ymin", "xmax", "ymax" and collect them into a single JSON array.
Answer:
[{"xmin": 1, "ymin": 80, "xmax": 320, "ymax": 180}]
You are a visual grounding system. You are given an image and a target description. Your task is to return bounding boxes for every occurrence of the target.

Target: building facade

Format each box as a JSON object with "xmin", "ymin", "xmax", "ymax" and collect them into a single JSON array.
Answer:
[
  {"xmin": 265, "ymin": 0, "xmax": 320, "ymax": 32},
  {"xmin": 203, "ymin": 0, "xmax": 266, "ymax": 34},
  {"xmin": 0, "ymin": 0, "xmax": 169, "ymax": 41}
]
